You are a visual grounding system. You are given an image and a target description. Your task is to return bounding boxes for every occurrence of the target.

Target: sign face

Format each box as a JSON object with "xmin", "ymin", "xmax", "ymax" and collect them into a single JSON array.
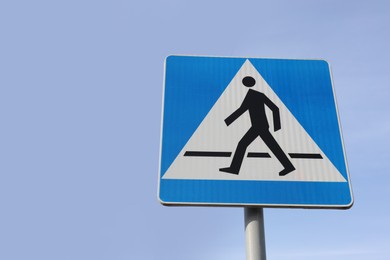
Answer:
[{"xmin": 158, "ymin": 55, "xmax": 353, "ymax": 208}]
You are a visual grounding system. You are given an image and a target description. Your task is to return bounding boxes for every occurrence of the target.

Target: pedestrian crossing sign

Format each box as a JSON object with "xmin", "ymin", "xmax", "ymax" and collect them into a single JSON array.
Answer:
[{"xmin": 158, "ymin": 55, "xmax": 353, "ymax": 208}]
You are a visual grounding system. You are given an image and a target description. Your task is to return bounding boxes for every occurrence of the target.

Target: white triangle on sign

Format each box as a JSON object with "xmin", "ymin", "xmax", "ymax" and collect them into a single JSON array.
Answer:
[{"xmin": 163, "ymin": 60, "xmax": 347, "ymax": 182}]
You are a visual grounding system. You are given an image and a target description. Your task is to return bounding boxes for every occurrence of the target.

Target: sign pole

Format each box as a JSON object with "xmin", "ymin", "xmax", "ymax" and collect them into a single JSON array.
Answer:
[{"xmin": 244, "ymin": 207, "xmax": 266, "ymax": 260}]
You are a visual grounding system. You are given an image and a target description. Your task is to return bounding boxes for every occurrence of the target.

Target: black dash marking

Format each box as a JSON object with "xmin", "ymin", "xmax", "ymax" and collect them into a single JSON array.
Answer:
[
  {"xmin": 184, "ymin": 151, "xmax": 232, "ymax": 157},
  {"xmin": 289, "ymin": 153, "xmax": 323, "ymax": 159},
  {"xmin": 247, "ymin": 152, "xmax": 271, "ymax": 158}
]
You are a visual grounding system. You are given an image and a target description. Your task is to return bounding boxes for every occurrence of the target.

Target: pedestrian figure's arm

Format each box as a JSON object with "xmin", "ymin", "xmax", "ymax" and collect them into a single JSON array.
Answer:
[
  {"xmin": 264, "ymin": 96, "xmax": 281, "ymax": 131},
  {"xmin": 225, "ymin": 103, "xmax": 247, "ymax": 126}
]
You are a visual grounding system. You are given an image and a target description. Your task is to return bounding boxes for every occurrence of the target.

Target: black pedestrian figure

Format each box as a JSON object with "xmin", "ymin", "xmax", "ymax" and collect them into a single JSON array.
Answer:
[{"xmin": 219, "ymin": 76, "xmax": 295, "ymax": 176}]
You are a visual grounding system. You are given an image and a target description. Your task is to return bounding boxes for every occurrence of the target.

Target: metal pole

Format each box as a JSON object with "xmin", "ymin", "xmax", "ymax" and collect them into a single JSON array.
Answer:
[{"xmin": 244, "ymin": 207, "xmax": 266, "ymax": 260}]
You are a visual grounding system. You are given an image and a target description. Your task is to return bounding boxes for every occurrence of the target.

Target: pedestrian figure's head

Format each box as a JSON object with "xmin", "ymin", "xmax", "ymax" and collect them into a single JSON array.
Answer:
[{"xmin": 242, "ymin": 76, "xmax": 256, "ymax": 87}]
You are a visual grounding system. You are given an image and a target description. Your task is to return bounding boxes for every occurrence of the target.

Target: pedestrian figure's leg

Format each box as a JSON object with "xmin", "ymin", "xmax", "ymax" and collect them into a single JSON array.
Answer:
[
  {"xmin": 220, "ymin": 128, "xmax": 258, "ymax": 175},
  {"xmin": 260, "ymin": 130, "xmax": 295, "ymax": 176}
]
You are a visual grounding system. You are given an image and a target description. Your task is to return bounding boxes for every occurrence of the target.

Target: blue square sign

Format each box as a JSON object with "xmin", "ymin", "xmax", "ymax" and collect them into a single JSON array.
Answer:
[{"xmin": 158, "ymin": 55, "xmax": 353, "ymax": 208}]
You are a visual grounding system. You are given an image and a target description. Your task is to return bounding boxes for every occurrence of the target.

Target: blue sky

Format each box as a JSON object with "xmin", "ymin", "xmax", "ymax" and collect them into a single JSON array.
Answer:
[{"xmin": 0, "ymin": 0, "xmax": 389, "ymax": 259}]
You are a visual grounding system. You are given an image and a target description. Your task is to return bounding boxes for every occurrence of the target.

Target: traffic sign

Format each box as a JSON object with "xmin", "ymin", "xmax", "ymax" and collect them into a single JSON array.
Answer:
[{"xmin": 158, "ymin": 55, "xmax": 353, "ymax": 208}]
